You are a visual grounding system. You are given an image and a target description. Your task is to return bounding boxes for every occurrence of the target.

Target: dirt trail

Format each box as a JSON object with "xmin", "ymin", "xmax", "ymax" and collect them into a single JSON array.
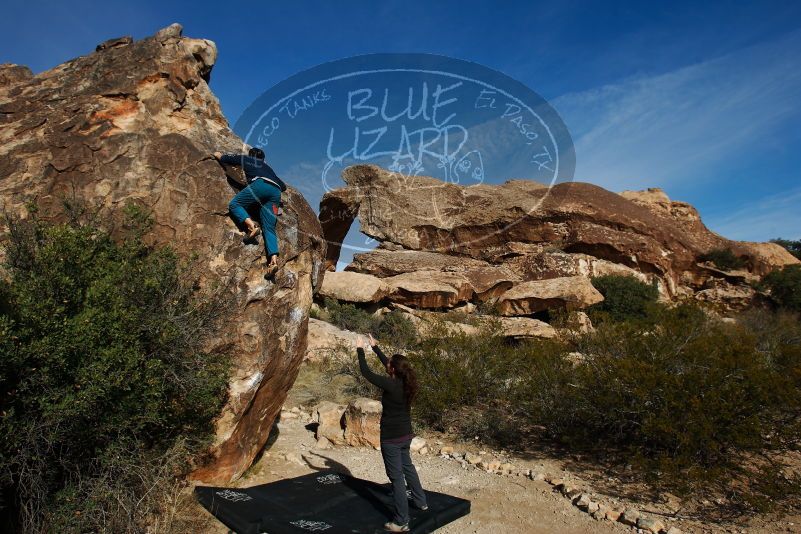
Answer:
[
  {"xmin": 191, "ymin": 416, "xmax": 630, "ymax": 534},
  {"xmin": 186, "ymin": 415, "xmax": 801, "ymax": 534}
]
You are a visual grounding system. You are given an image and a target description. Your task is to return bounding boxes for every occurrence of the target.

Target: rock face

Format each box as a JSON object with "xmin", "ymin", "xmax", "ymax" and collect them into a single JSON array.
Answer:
[
  {"xmin": 321, "ymin": 165, "xmax": 797, "ymax": 296},
  {"xmin": 348, "ymin": 248, "xmax": 521, "ymax": 301},
  {"xmin": 306, "ymin": 318, "xmax": 361, "ymax": 362},
  {"xmin": 496, "ymin": 317, "xmax": 557, "ymax": 339},
  {"xmin": 343, "ymin": 398, "xmax": 382, "ymax": 449},
  {"xmin": 384, "ymin": 271, "xmax": 474, "ymax": 308},
  {"xmin": 317, "ymin": 164, "xmax": 798, "ymax": 321},
  {"xmin": 315, "ymin": 401, "xmax": 347, "ymax": 446},
  {"xmin": 0, "ymin": 63, "xmax": 33, "ymax": 87},
  {"xmin": 496, "ymin": 277, "xmax": 605, "ymax": 316},
  {"xmin": 0, "ymin": 25, "xmax": 326, "ymax": 483},
  {"xmin": 318, "ymin": 270, "xmax": 388, "ymax": 303}
]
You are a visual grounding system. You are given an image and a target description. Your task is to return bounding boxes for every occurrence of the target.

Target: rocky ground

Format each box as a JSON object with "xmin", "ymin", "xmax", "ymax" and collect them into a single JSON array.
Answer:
[
  {"xmin": 185, "ymin": 411, "xmax": 801, "ymax": 534},
  {"xmin": 188, "ymin": 415, "xmax": 628, "ymax": 534}
]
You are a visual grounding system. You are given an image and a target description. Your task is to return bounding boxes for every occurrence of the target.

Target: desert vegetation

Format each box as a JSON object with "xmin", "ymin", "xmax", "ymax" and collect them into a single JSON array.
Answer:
[
  {"xmin": 698, "ymin": 248, "xmax": 746, "ymax": 271},
  {"xmin": 0, "ymin": 206, "xmax": 232, "ymax": 533},
  {"xmin": 3, "ymin": 202, "xmax": 798, "ymax": 531},
  {"xmin": 306, "ymin": 275, "xmax": 801, "ymax": 516},
  {"xmin": 762, "ymin": 264, "xmax": 801, "ymax": 313},
  {"xmin": 587, "ymin": 274, "xmax": 660, "ymax": 323}
]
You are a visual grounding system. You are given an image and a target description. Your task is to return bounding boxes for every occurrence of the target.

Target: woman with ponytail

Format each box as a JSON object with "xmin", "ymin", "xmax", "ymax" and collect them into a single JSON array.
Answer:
[{"xmin": 356, "ymin": 334, "xmax": 427, "ymax": 533}]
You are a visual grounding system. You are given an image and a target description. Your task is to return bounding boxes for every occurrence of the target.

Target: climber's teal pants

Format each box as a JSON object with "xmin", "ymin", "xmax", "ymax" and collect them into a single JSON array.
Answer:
[{"xmin": 228, "ymin": 179, "xmax": 281, "ymax": 257}]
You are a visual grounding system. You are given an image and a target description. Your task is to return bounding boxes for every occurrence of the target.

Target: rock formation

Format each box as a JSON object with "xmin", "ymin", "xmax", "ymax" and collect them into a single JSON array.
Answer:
[
  {"xmin": 306, "ymin": 318, "xmax": 362, "ymax": 362},
  {"xmin": 0, "ymin": 24, "xmax": 326, "ymax": 483},
  {"xmin": 317, "ymin": 164, "xmax": 797, "ymax": 324},
  {"xmin": 318, "ymin": 270, "xmax": 389, "ymax": 303},
  {"xmin": 495, "ymin": 276, "xmax": 604, "ymax": 316},
  {"xmin": 343, "ymin": 398, "xmax": 382, "ymax": 449}
]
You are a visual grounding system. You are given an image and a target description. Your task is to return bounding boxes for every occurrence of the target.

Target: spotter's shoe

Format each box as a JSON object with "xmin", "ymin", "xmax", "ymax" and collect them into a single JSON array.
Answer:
[{"xmin": 384, "ymin": 522, "xmax": 409, "ymax": 532}]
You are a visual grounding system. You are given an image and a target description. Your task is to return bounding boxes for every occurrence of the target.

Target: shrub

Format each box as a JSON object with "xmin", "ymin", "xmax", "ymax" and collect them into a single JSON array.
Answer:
[
  {"xmin": 411, "ymin": 323, "xmax": 565, "ymax": 442},
  {"xmin": 763, "ymin": 264, "xmax": 801, "ymax": 313},
  {"xmin": 698, "ymin": 247, "xmax": 745, "ymax": 270},
  {"xmin": 408, "ymin": 302, "xmax": 801, "ymax": 510},
  {"xmin": 319, "ymin": 299, "xmax": 417, "ymax": 349},
  {"xmin": 771, "ymin": 238, "xmax": 801, "ymax": 260},
  {"xmin": 534, "ymin": 304, "xmax": 801, "ymax": 505},
  {"xmin": 375, "ymin": 310, "xmax": 418, "ymax": 349},
  {"xmin": 287, "ymin": 342, "xmax": 380, "ymax": 406},
  {"xmin": 0, "ymin": 209, "xmax": 231, "ymax": 533},
  {"xmin": 322, "ymin": 297, "xmax": 381, "ymax": 333},
  {"xmin": 588, "ymin": 274, "xmax": 659, "ymax": 323}
]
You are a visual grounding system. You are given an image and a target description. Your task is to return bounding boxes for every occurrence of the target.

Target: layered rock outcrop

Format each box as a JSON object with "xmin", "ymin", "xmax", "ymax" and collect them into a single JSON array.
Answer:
[
  {"xmin": 306, "ymin": 318, "xmax": 362, "ymax": 362},
  {"xmin": 0, "ymin": 24, "xmax": 326, "ymax": 483},
  {"xmin": 318, "ymin": 270, "xmax": 389, "ymax": 303},
  {"xmin": 495, "ymin": 276, "xmax": 604, "ymax": 316},
  {"xmin": 317, "ymin": 164, "xmax": 797, "ymax": 324}
]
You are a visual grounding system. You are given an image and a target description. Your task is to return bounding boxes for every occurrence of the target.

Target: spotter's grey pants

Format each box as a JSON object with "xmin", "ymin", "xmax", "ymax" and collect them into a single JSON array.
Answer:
[{"xmin": 380, "ymin": 438, "xmax": 428, "ymax": 525}]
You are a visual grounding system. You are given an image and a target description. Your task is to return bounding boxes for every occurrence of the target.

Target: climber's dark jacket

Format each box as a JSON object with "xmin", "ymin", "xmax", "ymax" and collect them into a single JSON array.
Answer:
[{"xmin": 219, "ymin": 153, "xmax": 287, "ymax": 192}]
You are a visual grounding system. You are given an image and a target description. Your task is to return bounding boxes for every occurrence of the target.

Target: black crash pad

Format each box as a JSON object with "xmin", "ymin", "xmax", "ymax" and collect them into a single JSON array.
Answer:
[{"xmin": 195, "ymin": 471, "xmax": 470, "ymax": 534}]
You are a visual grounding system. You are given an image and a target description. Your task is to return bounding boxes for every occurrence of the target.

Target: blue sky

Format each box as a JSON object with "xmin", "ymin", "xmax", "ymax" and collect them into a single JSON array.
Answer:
[{"xmin": 2, "ymin": 0, "xmax": 800, "ymax": 248}]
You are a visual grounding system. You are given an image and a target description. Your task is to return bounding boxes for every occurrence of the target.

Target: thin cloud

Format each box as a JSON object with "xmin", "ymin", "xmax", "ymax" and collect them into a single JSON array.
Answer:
[
  {"xmin": 554, "ymin": 30, "xmax": 801, "ymax": 191},
  {"xmin": 706, "ymin": 186, "xmax": 801, "ymax": 242}
]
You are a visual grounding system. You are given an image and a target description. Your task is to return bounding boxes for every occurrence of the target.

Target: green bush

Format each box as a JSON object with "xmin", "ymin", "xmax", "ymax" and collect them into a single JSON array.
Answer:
[
  {"xmin": 376, "ymin": 310, "xmax": 418, "ymax": 349},
  {"xmin": 319, "ymin": 298, "xmax": 417, "ymax": 349},
  {"xmin": 322, "ymin": 297, "xmax": 381, "ymax": 333},
  {"xmin": 0, "ymin": 209, "xmax": 230, "ymax": 533},
  {"xmin": 411, "ymin": 323, "xmax": 565, "ymax": 443},
  {"xmin": 408, "ymin": 303, "xmax": 801, "ymax": 510},
  {"xmin": 699, "ymin": 247, "xmax": 745, "ymax": 270},
  {"xmin": 763, "ymin": 264, "xmax": 801, "ymax": 313},
  {"xmin": 771, "ymin": 238, "xmax": 801, "ymax": 260},
  {"xmin": 588, "ymin": 274, "xmax": 659, "ymax": 323},
  {"xmin": 534, "ymin": 304, "xmax": 801, "ymax": 505}
]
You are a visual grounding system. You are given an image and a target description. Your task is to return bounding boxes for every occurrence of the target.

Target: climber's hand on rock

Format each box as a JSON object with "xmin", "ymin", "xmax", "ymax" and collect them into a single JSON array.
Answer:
[
  {"xmin": 212, "ymin": 151, "xmax": 222, "ymax": 160},
  {"xmin": 356, "ymin": 336, "xmax": 365, "ymax": 349},
  {"xmin": 368, "ymin": 334, "xmax": 377, "ymax": 346}
]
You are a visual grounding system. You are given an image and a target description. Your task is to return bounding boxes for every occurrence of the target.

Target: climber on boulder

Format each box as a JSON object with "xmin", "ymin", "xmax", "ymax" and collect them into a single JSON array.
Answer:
[{"xmin": 213, "ymin": 147, "xmax": 287, "ymax": 277}]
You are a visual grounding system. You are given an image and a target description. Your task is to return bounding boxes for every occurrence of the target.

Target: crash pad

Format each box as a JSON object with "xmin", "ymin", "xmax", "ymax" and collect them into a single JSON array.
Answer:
[{"xmin": 195, "ymin": 471, "xmax": 470, "ymax": 533}]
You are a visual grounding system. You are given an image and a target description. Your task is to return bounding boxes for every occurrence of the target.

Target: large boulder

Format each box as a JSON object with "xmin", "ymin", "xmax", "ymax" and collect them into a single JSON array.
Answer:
[
  {"xmin": 343, "ymin": 398, "xmax": 382, "ymax": 449},
  {"xmin": 0, "ymin": 63, "xmax": 33, "ymax": 87},
  {"xmin": 315, "ymin": 401, "xmax": 347, "ymax": 446},
  {"xmin": 496, "ymin": 317, "xmax": 557, "ymax": 339},
  {"xmin": 384, "ymin": 271, "xmax": 473, "ymax": 308},
  {"xmin": 0, "ymin": 25, "xmax": 326, "ymax": 483},
  {"xmin": 389, "ymin": 303, "xmax": 555, "ymax": 339},
  {"xmin": 389, "ymin": 303, "xmax": 480, "ymax": 337},
  {"xmin": 505, "ymin": 251, "xmax": 651, "ymax": 283},
  {"xmin": 348, "ymin": 248, "xmax": 521, "ymax": 301},
  {"xmin": 306, "ymin": 318, "xmax": 360, "ymax": 362},
  {"xmin": 318, "ymin": 270, "xmax": 389, "ymax": 303},
  {"xmin": 320, "ymin": 165, "xmax": 798, "ymax": 296},
  {"xmin": 694, "ymin": 281, "xmax": 759, "ymax": 311},
  {"xmin": 733, "ymin": 241, "xmax": 800, "ymax": 277},
  {"xmin": 620, "ymin": 187, "xmax": 702, "ymax": 226},
  {"xmin": 348, "ymin": 248, "xmax": 488, "ymax": 276},
  {"xmin": 496, "ymin": 276, "xmax": 604, "ymax": 315}
]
